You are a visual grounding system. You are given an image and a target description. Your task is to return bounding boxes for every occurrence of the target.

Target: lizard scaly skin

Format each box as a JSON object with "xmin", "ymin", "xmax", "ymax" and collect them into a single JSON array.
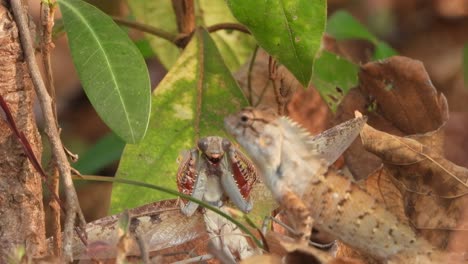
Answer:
[{"xmin": 224, "ymin": 107, "xmax": 448, "ymax": 263}]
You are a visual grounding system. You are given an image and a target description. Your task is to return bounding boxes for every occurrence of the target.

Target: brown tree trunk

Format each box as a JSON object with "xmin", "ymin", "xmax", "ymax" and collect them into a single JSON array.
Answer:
[{"xmin": 0, "ymin": 2, "xmax": 46, "ymax": 259}]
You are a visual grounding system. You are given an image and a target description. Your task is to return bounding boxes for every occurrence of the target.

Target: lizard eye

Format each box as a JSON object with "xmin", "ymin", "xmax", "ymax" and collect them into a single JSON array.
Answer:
[
  {"xmin": 221, "ymin": 138, "xmax": 231, "ymax": 151},
  {"xmin": 197, "ymin": 138, "xmax": 209, "ymax": 151},
  {"xmin": 239, "ymin": 111, "xmax": 253, "ymax": 125}
]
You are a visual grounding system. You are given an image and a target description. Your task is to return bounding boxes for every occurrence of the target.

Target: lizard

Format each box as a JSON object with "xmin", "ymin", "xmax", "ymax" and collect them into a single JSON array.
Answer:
[
  {"xmin": 224, "ymin": 107, "xmax": 449, "ymax": 263},
  {"xmin": 176, "ymin": 136, "xmax": 260, "ymax": 261}
]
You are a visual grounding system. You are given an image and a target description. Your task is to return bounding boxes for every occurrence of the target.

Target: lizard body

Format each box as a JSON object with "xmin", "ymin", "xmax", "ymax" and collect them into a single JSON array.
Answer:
[{"xmin": 224, "ymin": 108, "xmax": 445, "ymax": 263}]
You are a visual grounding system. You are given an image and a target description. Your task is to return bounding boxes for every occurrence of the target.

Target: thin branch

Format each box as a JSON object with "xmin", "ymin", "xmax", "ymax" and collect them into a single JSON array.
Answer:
[
  {"xmin": 112, "ymin": 16, "xmax": 179, "ymax": 45},
  {"xmin": 40, "ymin": 0, "xmax": 61, "ymax": 256},
  {"xmin": 11, "ymin": 0, "xmax": 83, "ymax": 261},
  {"xmin": 112, "ymin": 16, "xmax": 250, "ymax": 51},
  {"xmin": 40, "ymin": 1, "xmax": 57, "ymax": 122},
  {"xmin": 206, "ymin": 23, "xmax": 250, "ymax": 34},
  {"xmin": 172, "ymin": 0, "xmax": 195, "ymax": 34},
  {"xmin": 247, "ymin": 45, "xmax": 259, "ymax": 105}
]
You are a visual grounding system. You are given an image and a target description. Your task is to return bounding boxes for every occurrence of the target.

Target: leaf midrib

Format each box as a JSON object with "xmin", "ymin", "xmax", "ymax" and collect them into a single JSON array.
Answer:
[
  {"xmin": 60, "ymin": 0, "xmax": 136, "ymax": 142},
  {"xmin": 278, "ymin": 0, "xmax": 305, "ymax": 84}
]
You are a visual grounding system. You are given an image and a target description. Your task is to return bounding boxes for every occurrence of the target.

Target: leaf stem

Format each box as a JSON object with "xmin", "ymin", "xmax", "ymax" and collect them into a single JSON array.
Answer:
[
  {"xmin": 247, "ymin": 45, "xmax": 259, "ymax": 105},
  {"xmin": 112, "ymin": 16, "xmax": 250, "ymax": 50},
  {"xmin": 206, "ymin": 23, "xmax": 250, "ymax": 34},
  {"xmin": 112, "ymin": 16, "xmax": 179, "ymax": 44},
  {"xmin": 76, "ymin": 175, "xmax": 264, "ymax": 249}
]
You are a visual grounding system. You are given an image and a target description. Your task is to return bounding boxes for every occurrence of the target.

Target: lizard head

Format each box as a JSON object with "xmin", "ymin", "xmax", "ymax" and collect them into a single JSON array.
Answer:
[{"xmin": 224, "ymin": 107, "xmax": 282, "ymax": 170}]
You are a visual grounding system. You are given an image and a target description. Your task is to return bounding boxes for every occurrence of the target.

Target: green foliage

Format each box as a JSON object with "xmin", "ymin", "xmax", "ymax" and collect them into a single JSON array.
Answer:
[
  {"xmin": 58, "ymin": 0, "xmax": 151, "ymax": 143},
  {"xmin": 126, "ymin": 1, "xmax": 179, "ymax": 68},
  {"xmin": 312, "ymin": 51, "xmax": 359, "ymax": 111},
  {"xmin": 127, "ymin": 0, "xmax": 255, "ymax": 71},
  {"xmin": 73, "ymin": 133, "xmax": 125, "ymax": 175},
  {"xmin": 327, "ymin": 10, "xmax": 397, "ymax": 60},
  {"xmin": 226, "ymin": 0, "xmax": 327, "ymax": 86},
  {"xmin": 58, "ymin": 0, "xmax": 397, "ymax": 221},
  {"xmin": 111, "ymin": 29, "xmax": 248, "ymax": 213}
]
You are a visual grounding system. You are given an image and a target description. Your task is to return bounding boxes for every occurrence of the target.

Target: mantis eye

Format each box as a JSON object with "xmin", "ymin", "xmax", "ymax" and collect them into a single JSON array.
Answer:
[
  {"xmin": 222, "ymin": 138, "xmax": 231, "ymax": 151},
  {"xmin": 197, "ymin": 138, "xmax": 209, "ymax": 151}
]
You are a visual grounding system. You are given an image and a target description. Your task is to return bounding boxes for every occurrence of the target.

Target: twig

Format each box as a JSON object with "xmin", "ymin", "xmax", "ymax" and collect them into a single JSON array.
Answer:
[
  {"xmin": 40, "ymin": 1, "xmax": 57, "ymax": 122},
  {"xmin": 11, "ymin": 0, "xmax": 83, "ymax": 260},
  {"xmin": 206, "ymin": 23, "xmax": 250, "ymax": 34},
  {"xmin": 112, "ymin": 16, "xmax": 179, "ymax": 45},
  {"xmin": 246, "ymin": 45, "xmax": 259, "ymax": 105},
  {"xmin": 172, "ymin": 0, "xmax": 195, "ymax": 34},
  {"xmin": 48, "ymin": 165, "xmax": 61, "ymax": 256},
  {"xmin": 40, "ymin": 0, "xmax": 61, "ymax": 256},
  {"xmin": 112, "ymin": 16, "xmax": 249, "ymax": 50}
]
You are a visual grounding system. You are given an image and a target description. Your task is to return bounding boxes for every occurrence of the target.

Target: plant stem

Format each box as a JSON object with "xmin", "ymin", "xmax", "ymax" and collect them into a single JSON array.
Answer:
[
  {"xmin": 112, "ymin": 16, "xmax": 179, "ymax": 44},
  {"xmin": 247, "ymin": 45, "xmax": 259, "ymax": 105},
  {"xmin": 40, "ymin": 1, "xmax": 62, "ymax": 256},
  {"xmin": 11, "ymin": 0, "xmax": 83, "ymax": 260},
  {"xmin": 206, "ymin": 23, "xmax": 250, "ymax": 34},
  {"xmin": 77, "ymin": 175, "xmax": 264, "ymax": 249},
  {"xmin": 172, "ymin": 0, "xmax": 195, "ymax": 34}
]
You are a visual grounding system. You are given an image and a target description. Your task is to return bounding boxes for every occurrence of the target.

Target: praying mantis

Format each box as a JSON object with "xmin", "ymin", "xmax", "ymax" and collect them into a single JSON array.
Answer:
[{"xmin": 176, "ymin": 136, "xmax": 260, "ymax": 261}]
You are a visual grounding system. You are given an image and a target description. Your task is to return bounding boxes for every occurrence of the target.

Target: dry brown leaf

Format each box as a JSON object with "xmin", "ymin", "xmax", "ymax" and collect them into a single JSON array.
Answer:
[
  {"xmin": 360, "ymin": 123, "xmax": 468, "ymax": 248},
  {"xmin": 336, "ymin": 56, "xmax": 449, "ymax": 179},
  {"xmin": 361, "ymin": 124, "xmax": 468, "ymax": 198},
  {"xmin": 333, "ymin": 56, "xmax": 468, "ymax": 254}
]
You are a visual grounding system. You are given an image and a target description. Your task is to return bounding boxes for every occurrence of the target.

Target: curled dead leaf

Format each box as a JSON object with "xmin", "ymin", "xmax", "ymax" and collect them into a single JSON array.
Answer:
[
  {"xmin": 360, "ymin": 123, "xmax": 468, "ymax": 249},
  {"xmin": 336, "ymin": 56, "xmax": 449, "ymax": 180}
]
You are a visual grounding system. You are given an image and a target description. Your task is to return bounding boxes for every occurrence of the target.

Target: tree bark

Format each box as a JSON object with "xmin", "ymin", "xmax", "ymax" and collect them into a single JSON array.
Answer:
[{"xmin": 0, "ymin": 2, "xmax": 46, "ymax": 259}]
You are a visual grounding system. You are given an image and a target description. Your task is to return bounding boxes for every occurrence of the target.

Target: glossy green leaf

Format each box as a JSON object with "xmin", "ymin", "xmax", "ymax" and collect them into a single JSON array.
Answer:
[
  {"xmin": 311, "ymin": 50, "xmax": 359, "ymax": 111},
  {"xmin": 327, "ymin": 10, "xmax": 397, "ymax": 60},
  {"xmin": 127, "ymin": 1, "xmax": 180, "ymax": 68},
  {"xmin": 227, "ymin": 0, "xmax": 326, "ymax": 86},
  {"xmin": 58, "ymin": 0, "xmax": 151, "ymax": 143},
  {"xmin": 111, "ymin": 28, "xmax": 248, "ymax": 213},
  {"xmin": 73, "ymin": 133, "xmax": 125, "ymax": 175}
]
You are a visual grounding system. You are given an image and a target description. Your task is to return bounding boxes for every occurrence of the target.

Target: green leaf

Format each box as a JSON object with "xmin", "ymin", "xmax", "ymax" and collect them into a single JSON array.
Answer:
[
  {"xmin": 73, "ymin": 133, "xmax": 125, "ymax": 174},
  {"xmin": 111, "ymin": 28, "xmax": 248, "ymax": 213},
  {"xmin": 327, "ymin": 10, "xmax": 397, "ymax": 60},
  {"xmin": 227, "ymin": 0, "xmax": 327, "ymax": 86},
  {"xmin": 199, "ymin": 0, "xmax": 256, "ymax": 71},
  {"xmin": 128, "ymin": 0, "xmax": 255, "ymax": 71},
  {"xmin": 373, "ymin": 42, "xmax": 397, "ymax": 60},
  {"xmin": 327, "ymin": 10, "xmax": 376, "ymax": 42},
  {"xmin": 134, "ymin": 39, "xmax": 156, "ymax": 59},
  {"xmin": 127, "ymin": 1, "xmax": 180, "ymax": 68},
  {"xmin": 311, "ymin": 50, "xmax": 359, "ymax": 111},
  {"xmin": 58, "ymin": 0, "xmax": 151, "ymax": 143}
]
